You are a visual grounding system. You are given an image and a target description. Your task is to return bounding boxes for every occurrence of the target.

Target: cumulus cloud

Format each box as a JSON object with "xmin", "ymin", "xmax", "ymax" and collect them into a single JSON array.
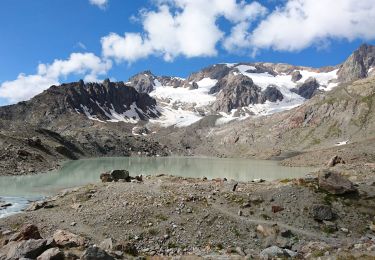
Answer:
[
  {"xmin": 250, "ymin": 0, "xmax": 375, "ymax": 51},
  {"xmin": 0, "ymin": 53, "xmax": 112, "ymax": 103},
  {"xmin": 101, "ymin": 0, "xmax": 267, "ymax": 62},
  {"xmin": 89, "ymin": 0, "xmax": 108, "ymax": 9}
]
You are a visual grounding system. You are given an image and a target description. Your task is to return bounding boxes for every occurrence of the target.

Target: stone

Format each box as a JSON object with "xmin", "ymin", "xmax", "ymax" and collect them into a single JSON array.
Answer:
[
  {"xmin": 291, "ymin": 77, "xmax": 320, "ymax": 99},
  {"xmin": 99, "ymin": 238, "xmax": 114, "ymax": 251},
  {"xmin": 249, "ymin": 195, "xmax": 264, "ymax": 204},
  {"xmin": 280, "ymin": 230, "xmax": 293, "ymax": 238},
  {"xmin": 123, "ymin": 242, "xmax": 138, "ymax": 256},
  {"xmin": 311, "ymin": 204, "xmax": 333, "ymax": 221},
  {"xmin": 110, "ymin": 170, "xmax": 130, "ymax": 181},
  {"xmin": 100, "ymin": 173, "xmax": 113, "ymax": 183},
  {"xmin": 318, "ymin": 170, "xmax": 357, "ymax": 195},
  {"xmin": 252, "ymin": 179, "xmax": 265, "ymax": 183},
  {"xmin": 9, "ymin": 224, "xmax": 42, "ymax": 242},
  {"xmin": 256, "ymin": 225, "xmax": 278, "ymax": 237},
  {"xmin": 0, "ymin": 203, "xmax": 12, "ymax": 209},
  {"xmin": 327, "ymin": 155, "xmax": 346, "ymax": 167},
  {"xmin": 81, "ymin": 246, "xmax": 114, "ymax": 260},
  {"xmin": 259, "ymin": 246, "xmax": 292, "ymax": 259},
  {"xmin": 271, "ymin": 205, "xmax": 284, "ymax": 213},
  {"xmin": 2, "ymin": 239, "xmax": 48, "ymax": 259},
  {"xmin": 52, "ymin": 230, "xmax": 86, "ymax": 247},
  {"xmin": 37, "ymin": 247, "xmax": 64, "ymax": 260},
  {"xmin": 26, "ymin": 201, "xmax": 48, "ymax": 211}
]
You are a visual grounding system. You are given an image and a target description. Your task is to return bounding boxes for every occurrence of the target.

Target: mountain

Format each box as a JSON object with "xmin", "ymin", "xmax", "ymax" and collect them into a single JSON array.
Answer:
[{"xmin": 0, "ymin": 44, "xmax": 374, "ymax": 175}]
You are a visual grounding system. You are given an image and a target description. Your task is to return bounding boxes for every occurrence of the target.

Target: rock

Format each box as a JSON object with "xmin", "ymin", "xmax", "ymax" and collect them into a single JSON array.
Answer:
[
  {"xmin": 260, "ymin": 85, "xmax": 284, "ymax": 103},
  {"xmin": 291, "ymin": 71, "xmax": 302, "ymax": 82},
  {"xmin": 2, "ymin": 239, "xmax": 48, "ymax": 259},
  {"xmin": 327, "ymin": 155, "xmax": 345, "ymax": 167},
  {"xmin": 132, "ymin": 126, "xmax": 150, "ymax": 136},
  {"xmin": 0, "ymin": 203, "xmax": 12, "ymax": 210},
  {"xmin": 311, "ymin": 204, "xmax": 333, "ymax": 221},
  {"xmin": 338, "ymin": 44, "xmax": 375, "ymax": 83},
  {"xmin": 26, "ymin": 201, "xmax": 48, "ymax": 211},
  {"xmin": 99, "ymin": 238, "xmax": 114, "ymax": 251},
  {"xmin": 27, "ymin": 137, "xmax": 42, "ymax": 147},
  {"xmin": 123, "ymin": 242, "xmax": 138, "ymax": 256},
  {"xmin": 291, "ymin": 77, "xmax": 320, "ymax": 99},
  {"xmin": 259, "ymin": 246, "xmax": 294, "ymax": 259},
  {"xmin": 271, "ymin": 205, "xmax": 284, "ymax": 213},
  {"xmin": 81, "ymin": 246, "xmax": 114, "ymax": 260},
  {"xmin": 235, "ymin": 246, "xmax": 245, "ymax": 256},
  {"xmin": 256, "ymin": 225, "xmax": 278, "ymax": 237},
  {"xmin": 249, "ymin": 195, "xmax": 264, "ymax": 204},
  {"xmin": 17, "ymin": 149, "xmax": 31, "ymax": 157},
  {"xmin": 37, "ymin": 247, "xmax": 64, "ymax": 260},
  {"xmin": 318, "ymin": 170, "xmax": 357, "ymax": 195},
  {"xmin": 252, "ymin": 179, "xmax": 265, "ymax": 183},
  {"xmin": 52, "ymin": 230, "xmax": 85, "ymax": 248},
  {"xmin": 100, "ymin": 173, "xmax": 113, "ymax": 183},
  {"xmin": 370, "ymin": 222, "xmax": 375, "ymax": 232},
  {"xmin": 9, "ymin": 224, "xmax": 42, "ymax": 242},
  {"xmin": 280, "ymin": 230, "xmax": 293, "ymax": 238},
  {"xmin": 238, "ymin": 210, "xmax": 243, "ymax": 216}
]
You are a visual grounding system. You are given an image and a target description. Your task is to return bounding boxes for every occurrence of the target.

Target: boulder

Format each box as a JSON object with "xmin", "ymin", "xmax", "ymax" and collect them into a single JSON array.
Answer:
[
  {"xmin": 52, "ymin": 230, "xmax": 85, "ymax": 248},
  {"xmin": 327, "ymin": 155, "xmax": 345, "ymax": 167},
  {"xmin": 9, "ymin": 224, "xmax": 42, "ymax": 242},
  {"xmin": 291, "ymin": 77, "xmax": 320, "ymax": 99},
  {"xmin": 100, "ymin": 173, "xmax": 113, "ymax": 183},
  {"xmin": 81, "ymin": 246, "xmax": 114, "ymax": 260},
  {"xmin": 259, "ymin": 246, "xmax": 296, "ymax": 259},
  {"xmin": 27, "ymin": 137, "xmax": 42, "ymax": 147},
  {"xmin": 37, "ymin": 247, "xmax": 64, "ymax": 260},
  {"xmin": 318, "ymin": 170, "xmax": 356, "ymax": 195},
  {"xmin": 271, "ymin": 205, "xmax": 284, "ymax": 213},
  {"xmin": 99, "ymin": 238, "xmax": 113, "ymax": 251},
  {"xmin": 2, "ymin": 239, "xmax": 48, "ymax": 259},
  {"xmin": 110, "ymin": 170, "xmax": 129, "ymax": 181},
  {"xmin": 311, "ymin": 204, "xmax": 333, "ymax": 221}
]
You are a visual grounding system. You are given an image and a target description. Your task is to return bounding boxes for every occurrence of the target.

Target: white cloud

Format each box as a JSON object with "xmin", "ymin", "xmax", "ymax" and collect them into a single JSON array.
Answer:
[
  {"xmin": 89, "ymin": 0, "xmax": 108, "ymax": 9},
  {"xmin": 101, "ymin": 0, "xmax": 267, "ymax": 62},
  {"xmin": 250, "ymin": 0, "xmax": 375, "ymax": 51},
  {"xmin": 0, "ymin": 53, "xmax": 112, "ymax": 103}
]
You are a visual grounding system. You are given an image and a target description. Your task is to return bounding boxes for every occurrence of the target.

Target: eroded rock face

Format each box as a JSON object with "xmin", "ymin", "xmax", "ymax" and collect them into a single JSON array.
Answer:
[
  {"xmin": 318, "ymin": 170, "xmax": 357, "ymax": 195},
  {"xmin": 291, "ymin": 77, "xmax": 320, "ymax": 99},
  {"xmin": 291, "ymin": 70, "xmax": 302, "ymax": 82},
  {"xmin": 260, "ymin": 86, "xmax": 284, "ymax": 103},
  {"xmin": 128, "ymin": 71, "xmax": 156, "ymax": 93},
  {"xmin": 338, "ymin": 44, "xmax": 375, "ymax": 83},
  {"xmin": 211, "ymin": 74, "xmax": 261, "ymax": 112}
]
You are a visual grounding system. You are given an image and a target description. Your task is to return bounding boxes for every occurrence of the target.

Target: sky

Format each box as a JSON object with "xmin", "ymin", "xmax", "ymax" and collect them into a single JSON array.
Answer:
[{"xmin": 0, "ymin": 0, "xmax": 375, "ymax": 105}]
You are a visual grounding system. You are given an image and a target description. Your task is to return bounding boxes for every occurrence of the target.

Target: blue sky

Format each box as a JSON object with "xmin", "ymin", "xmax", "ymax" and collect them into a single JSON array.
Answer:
[{"xmin": 1, "ymin": 0, "xmax": 375, "ymax": 105}]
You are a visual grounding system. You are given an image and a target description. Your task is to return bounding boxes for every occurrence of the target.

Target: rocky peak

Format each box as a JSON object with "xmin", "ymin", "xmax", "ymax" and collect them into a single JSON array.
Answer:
[
  {"xmin": 128, "ymin": 71, "xmax": 156, "ymax": 93},
  {"xmin": 0, "ymin": 80, "xmax": 160, "ymax": 125},
  {"xmin": 338, "ymin": 44, "xmax": 375, "ymax": 83}
]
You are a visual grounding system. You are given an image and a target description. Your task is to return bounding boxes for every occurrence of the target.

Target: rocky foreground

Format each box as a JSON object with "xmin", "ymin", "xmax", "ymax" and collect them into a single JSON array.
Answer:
[{"xmin": 1, "ymin": 160, "xmax": 375, "ymax": 259}]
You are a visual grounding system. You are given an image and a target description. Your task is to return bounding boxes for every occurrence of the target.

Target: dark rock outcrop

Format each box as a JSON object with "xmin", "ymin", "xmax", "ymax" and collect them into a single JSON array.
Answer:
[
  {"xmin": 211, "ymin": 74, "xmax": 262, "ymax": 112},
  {"xmin": 81, "ymin": 246, "xmax": 114, "ymax": 260},
  {"xmin": 260, "ymin": 86, "xmax": 284, "ymax": 103},
  {"xmin": 291, "ymin": 70, "xmax": 302, "ymax": 82},
  {"xmin": 338, "ymin": 44, "xmax": 375, "ymax": 83},
  {"xmin": 0, "ymin": 79, "xmax": 160, "ymax": 125},
  {"xmin": 291, "ymin": 77, "xmax": 320, "ymax": 99}
]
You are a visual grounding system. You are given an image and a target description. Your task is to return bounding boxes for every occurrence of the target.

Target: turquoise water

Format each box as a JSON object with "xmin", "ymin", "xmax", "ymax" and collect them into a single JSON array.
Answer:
[{"xmin": 0, "ymin": 156, "xmax": 314, "ymax": 218}]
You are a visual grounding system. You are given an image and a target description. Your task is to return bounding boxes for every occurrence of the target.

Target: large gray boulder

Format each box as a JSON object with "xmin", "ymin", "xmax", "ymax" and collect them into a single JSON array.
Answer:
[
  {"xmin": 291, "ymin": 70, "xmax": 302, "ymax": 82},
  {"xmin": 2, "ymin": 239, "xmax": 48, "ymax": 260},
  {"xmin": 37, "ymin": 247, "xmax": 64, "ymax": 260},
  {"xmin": 318, "ymin": 170, "xmax": 357, "ymax": 195},
  {"xmin": 311, "ymin": 204, "xmax": 333, "ymax": 221},
  {"xmin": 80, "ymin": 246, "xmax": 114, "ymax": 260}
]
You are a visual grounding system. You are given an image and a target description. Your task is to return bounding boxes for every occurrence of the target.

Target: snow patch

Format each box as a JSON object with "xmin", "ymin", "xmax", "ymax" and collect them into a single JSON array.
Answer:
[
  {"xmin": 80, "ymin": 105, "xmax": 105, "ymax": 122},
  {"xmin": 149, "ymin": 106, "xmax": 202, "ymax": 128},
  {"xmin": 335, "ymin": 140, "xmax": 349, "ymax": 146}
]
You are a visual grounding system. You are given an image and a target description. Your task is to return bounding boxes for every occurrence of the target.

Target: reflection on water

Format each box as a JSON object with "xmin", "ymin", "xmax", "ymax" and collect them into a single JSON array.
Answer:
[{"xmin": 0, "ymin": 156, "xmax": 314, "ymax": 197}]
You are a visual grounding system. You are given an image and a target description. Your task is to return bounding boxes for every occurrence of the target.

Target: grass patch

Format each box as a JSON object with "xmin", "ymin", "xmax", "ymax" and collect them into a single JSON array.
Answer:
[{"xmin": 280, "ymin": 178, "xmax": 292, "ymax": 184}]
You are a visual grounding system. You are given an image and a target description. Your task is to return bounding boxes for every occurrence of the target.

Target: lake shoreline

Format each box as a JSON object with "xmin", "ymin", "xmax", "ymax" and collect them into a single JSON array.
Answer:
[{"xmin": 1, "ymin": 164, "xmax": 375, "ymax": 259}]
